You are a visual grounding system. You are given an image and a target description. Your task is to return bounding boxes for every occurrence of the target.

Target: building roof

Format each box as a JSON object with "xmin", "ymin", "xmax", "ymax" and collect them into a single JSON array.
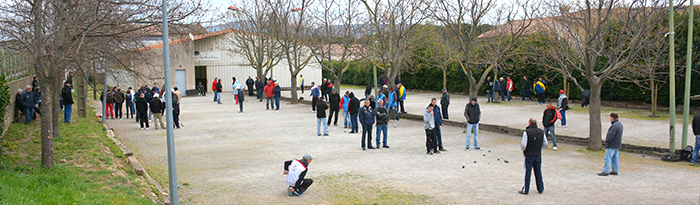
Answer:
[{"xmin": 136, "ymin": 29, "xmax": 235, "ymax": 51}]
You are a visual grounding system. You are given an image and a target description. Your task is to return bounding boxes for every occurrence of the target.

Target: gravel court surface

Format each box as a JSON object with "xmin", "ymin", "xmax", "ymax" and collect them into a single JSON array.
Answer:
[{"xmin": 95, "ymin": 94, "xmax": 699, "ymax": 204}]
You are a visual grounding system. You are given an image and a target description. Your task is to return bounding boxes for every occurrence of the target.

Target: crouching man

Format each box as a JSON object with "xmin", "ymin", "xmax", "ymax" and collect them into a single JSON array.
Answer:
[{"xmin": 284, "ymin": 153, "xmax": 314, "ymax": 196}]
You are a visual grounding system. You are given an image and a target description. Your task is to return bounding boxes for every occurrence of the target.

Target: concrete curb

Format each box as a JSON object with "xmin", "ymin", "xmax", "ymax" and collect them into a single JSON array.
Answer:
[
  {"xmin": 102, "ymin": 123, "xmax": 170, "ymax": 205},
  {"xmin": 279, "ymin": 96, "xmax": 675, "ymax": 157}
]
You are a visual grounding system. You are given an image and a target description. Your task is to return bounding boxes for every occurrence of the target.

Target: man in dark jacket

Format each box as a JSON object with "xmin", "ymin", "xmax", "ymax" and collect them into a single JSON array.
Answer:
[
  {"xmin": 359, "ymin": 99, "xmax": 375, "ymax": 150},
  {"xmin": 348, "ymin": 93, "xmax": 360, "ymax": 134},
  {"xmin": 21, "ymin": 85, "xmax": 36, "ymax": 124},
  {"xmin": 522, "ymin": 76, "xmax": 532, "ymax": 101},
  {"xmin": 520, "ymin": 118, "xmax": 548, "ymax": 195},
  {"xmin": 316, "ymin": 97, "xmax": 328, "ymax": 136},
  {"xmin": 690, "ymin": 113, "xmax": 700, "ymax": 164},
  {"xmin": 464, "ymin": 97, "xmax": 481, "ymax": 150},
  {"xmin": 171, "ymin": 93, "xmax": 181, "ymax": 129},
  {"xmin": 328, "ymin": 89, "xmax": 341, "ymax": 126},
  {"xmin": 246, "ymin": 76, "xmax": 255, "ymax": 96},
  {"xmin": 441, "ymin": 88, "xmax": 450, "ymax": 119},
  {"xmin": 599, "ymin": 113, "xmax": 623, "ymax": 176},
  {"xmin": 150, "ymin": 94, "xmax": 165, "ymax": 130},
  {"xmin": 237, "ymin": 87, "xmax": 245, "ymax": 113},
  {"xmin": 114, "ymin": 88, "xmax": 125, "ymax": 120},
  {"xmin": 542, "ymin": 102, "xmax": 558, "ymax": 151},
  {"xmin": 375, "ymin": 99, "xmax": 389, "ymax": 148},
  {"xmin": 365, "ymin": 82, "xmax": 373, "ymax": 98},
  {"xmin": 62, "ymin": 83, "xmax": 74, "ymax": 123},
  {"xmin": 431, "ymin": 98, "xmax": 446, "ymax": 151},
  {"xmin": 14, "ymin": 89, "xmax": 24, "ymax": 122},
  {"xmin": 499, "ymin": 77, "xmax": 506, "ymax": 101},
  {"xmin": 216, "ymin": 79, "xmax": 223, "ymax": 104},
  {"xmin": 486, "ymin": 77, "xmax": 494, "ymax": 103},
  {"xmin": 273, "ymin": 83, "xmax": 281, "ymax": 110},
  {"xmin": 284, "ymin": 153, "xmax": 314, "ymax": 196},
  {"xmin": 255, "ymin": 77, "xmax": 263, "ymax": 101},
  {"xmin": 136, "ymin": 93, "xmax": 150, "ymax": 130}
]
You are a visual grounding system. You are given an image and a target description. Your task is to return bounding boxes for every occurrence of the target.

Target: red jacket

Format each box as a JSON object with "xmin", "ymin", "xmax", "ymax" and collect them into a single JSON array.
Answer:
[
  {"xmin": 212, "ymin": 81, "xmax": 218, "ymax": 92},
  {"xmin": 506, "ymin": 79, "xmax": 513, "ymax": 91},
  {"xmin": 264, "ymin": 81, "xmax": 275, "ymax": 97}
]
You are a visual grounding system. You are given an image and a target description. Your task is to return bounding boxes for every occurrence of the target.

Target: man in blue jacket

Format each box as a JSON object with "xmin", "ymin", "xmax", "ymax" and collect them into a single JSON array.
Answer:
[
  {"xmin": 431, "ymin": 98, "xmax": 447, "ymax": 151},
  {"xmin": 599, "ymin": 113, "xmax": 623, "ymax": 176},
  {"xmin": 21, "ymin": 85, "xmax": 36, "ymax": 124},
  {"xmin": 387, "ymin": 87, "xmax": 399, "ymax": 122},
  {"xmin": 359, "ymin": 100, "xmax": 375, "ymax": 150},
  {"xmin": 342, "ymin": 91, "xmax": 351, "ymax": 128}
]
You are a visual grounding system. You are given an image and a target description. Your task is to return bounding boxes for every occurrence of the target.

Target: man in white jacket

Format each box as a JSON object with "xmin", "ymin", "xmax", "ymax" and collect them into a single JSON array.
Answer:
[{"xmin": 284, "ymin": 154, "xmax": 314, "ymax": 196}]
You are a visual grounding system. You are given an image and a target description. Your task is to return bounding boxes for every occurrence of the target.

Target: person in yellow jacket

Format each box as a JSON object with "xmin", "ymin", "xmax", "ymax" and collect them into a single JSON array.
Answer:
[
  {"xmin": 398, "ymin": 83, "xmax": 407, "ymax": 113},
  {"xmin": 299, "ymin": 75, "xmax": 304, "ymax": 94},
  {"xmin": 533, "ymin": 78, "xmax": 546, "ymax": 105}
]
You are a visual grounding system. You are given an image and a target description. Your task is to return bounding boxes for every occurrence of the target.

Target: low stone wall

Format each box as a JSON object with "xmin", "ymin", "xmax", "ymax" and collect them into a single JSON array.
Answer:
[{"xmin": 1, "ymin": 76, "xmax": 33, "ymax": 138}]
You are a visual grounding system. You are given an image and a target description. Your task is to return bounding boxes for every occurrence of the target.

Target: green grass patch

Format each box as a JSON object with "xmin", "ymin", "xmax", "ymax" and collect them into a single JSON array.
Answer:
[
  {"xmin": 316, "ymin": 173, "xmax": 433, "ymax": 205},
  {"xmin": 0, "ymin": 104, "xmax": 156, "ymax": 205}
]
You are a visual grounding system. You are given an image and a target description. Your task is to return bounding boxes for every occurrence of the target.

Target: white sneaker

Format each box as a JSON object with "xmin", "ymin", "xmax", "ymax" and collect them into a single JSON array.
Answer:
[
  {"xmin": 553, "ymin": 147, "xmax": 558, "ymax": 151},
  {"xmin": 146, "ymin": 127, "xmax": 150, "ymax": 130},
  {"xmin": 141, "ymin": 128, "xmax": 144, "ymax": 130}
]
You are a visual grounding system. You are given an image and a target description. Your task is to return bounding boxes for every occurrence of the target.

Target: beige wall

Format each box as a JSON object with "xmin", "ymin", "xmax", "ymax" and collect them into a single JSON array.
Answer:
[{"xmin": 2, "ymin": 76, "xmax": 33, "ymax": 138}]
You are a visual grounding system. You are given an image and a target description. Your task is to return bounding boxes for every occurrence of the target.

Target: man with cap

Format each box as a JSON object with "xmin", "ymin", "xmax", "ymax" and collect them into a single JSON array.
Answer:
[
  {"xmin": 464, "ymin": 97, "xmax": 481, "ymax": 150},
  {"xmin": 520, "ymin": 118, "xmax": 548, "ymax": 195},
  {"xmin": 557, "ymin": 90, "xmax": 569, "ymax": 128},
  {"xmin": 284, "ymin": 153, "xmax": 314, "ymax": 196},
  {"xmin": 440, "ymin": 88, "xmax": 450, "ymax": 119}
]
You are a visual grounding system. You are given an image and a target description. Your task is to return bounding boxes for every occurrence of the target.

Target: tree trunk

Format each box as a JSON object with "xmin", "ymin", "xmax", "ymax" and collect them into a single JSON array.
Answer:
[
  {"xmin": 651, "ymin": 79, "xmax": 657, "ymax": 116},
  {"xmin": 468, "ymin": 83, "xmax": 479, "ymax": 100},
  {"xmin": 290, "ymin": 75, "xmax": 298, "ymax": 103},
  {"xmin": 493, "ymin": 66, "xmax": 499, "ymax": 103},
  {"xmin": 588, "ymin": 82, "xmax": 604, "ymax": 150},
  {"xmin": 40, "ymin": 78, "xmax": 56, "ymax": 169},
  {"xmin": 334, "ymin": 75, "xmax": 341, "ymax": 91},
  {"xmin": 442, "ymin": 68, "xmax": 447, "ymax": 89}
]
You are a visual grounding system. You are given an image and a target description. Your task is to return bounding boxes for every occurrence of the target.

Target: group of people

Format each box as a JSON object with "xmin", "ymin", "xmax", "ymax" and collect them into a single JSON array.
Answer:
[
  {"xmin": 15, "ymin": 78, "xmax": 43, "ymax": 124},
  {"xmin": 486, "ymin": 76, "xmax": 550, "ymax": 105},
  {"xmin": 102, "ymin": 83, "xmax": 182, "ymax": 130},
  {"xmin": 210, "ymin": 76, "xmax": 282, "ymax": 112}
]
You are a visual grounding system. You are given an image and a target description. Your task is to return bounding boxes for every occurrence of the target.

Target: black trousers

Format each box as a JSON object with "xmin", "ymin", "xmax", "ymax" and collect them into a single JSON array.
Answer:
[
  {"xmin": 173, "ymin": 107, "xmax": 180, "ymax": 128},
  {"xmin": 328, "ymin": 108, "xmax": 339, "ymax": 125},
  {"xmin": 311, "ymin": 97, "xmax": 318, "ymax": 111},
  {"xmin": 522, "ymin": 156, "xmax": 544, "ymax": 194},
  {"xmin": 522, "ymin": 89, "xmax": 532, "ymax": 101},
  {"xmin": 398, "ymin": 100, "xmax": 405, "ymax": 112},
  {"xmin": 239, "ymin": 101, "xmax": 244, "ymax": 112},
  {"xmin": 362, "ymin": 123, "xmax": 373, "ymax": 148},
  {"xmin": 138, "ymin": 112, "xmax": 149, "ymax": 128},
  {"xmin": 115, "ymin": 103, "xmax": 123, "ymax": 118},
  {"xmin": 441, "ymin": 104, "xmax": 449, "ymax": 119},
  {"xmin": 537, "ymin": 92, "xmax": 545, "ymax": 103},
  {"xmin": 425, "ymin": 128, "xmax": 437, "ymax": 152},
  {"xmin": 293, "ymin": 179, "xmax": 313, "ymax": 194}
]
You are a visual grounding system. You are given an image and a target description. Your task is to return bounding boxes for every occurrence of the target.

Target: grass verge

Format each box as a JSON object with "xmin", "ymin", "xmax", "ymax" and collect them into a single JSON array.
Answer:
[{"xmin": 0, "ymin": 104, "xmax": 157, "ymax": 204}]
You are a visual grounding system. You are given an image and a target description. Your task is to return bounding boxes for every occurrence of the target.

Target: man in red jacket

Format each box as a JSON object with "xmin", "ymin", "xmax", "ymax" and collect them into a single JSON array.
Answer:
[
  {"xmin": 264, "ymin": 80, "xmax": 276, "ymax": 110},
  {"xmin": 506, "ymin": 76, "xmax": 513, "ymax": 101},
  {"xmin": 212, "ymin": 77, "xmax": 218, "ymax": 102}
]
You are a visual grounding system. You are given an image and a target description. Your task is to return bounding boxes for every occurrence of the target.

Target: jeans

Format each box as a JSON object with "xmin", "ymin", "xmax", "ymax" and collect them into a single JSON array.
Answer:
[
  {"xmin": 317, "ymin": 118, "xmax": 328, "ymax": 135},
  {"xmin": 312, "ymin": 97, "xmax": 318, "ymax": 111},
  {"xmin": 560, "ymin": 110, "xmax": 567, "ymax": 126},
  {"xmin": 425, "ymin": 128, "xmax": 437, "ymax": 152},
  {"xmin": 507, "ymin": 90, "xmax": 512, "ymax": 101},
  {"xmin": 603, "ymin": 149, "xmax": 620, "ymax": 173},
  {"xmin": 343, "ymin": 110, "xmax": 351, "ymax": 127},
  {"xmin": 267, "ymin": 97, "xmax": 274, "ymax": 109},
  {"xmin": 388, "ymin": 106, "xmax": 400, "ymax": 121},
  {"xmin": 126, "ymin": 102, "xmax": 135, "ymax": 118},
  {"xmin": 274, "ymin": 96, "xmax": 280, "ymax": 110},
  {"xmin": 328, "ymin": 108, "xmax": 339, "ymax": 125},
  {"xmin": 487, "ymin": 91, "xmax": 494, "ymax": 102},
  {"xmin": 213, "ymin": 90, "xmax": 218, "ymax": 101},
  {"xmin": 361, "ymin": 123, "xmax": 373, "ymax": 148},
  {"xmin": 436, "ymin": 127, "xmax": 443, "ymax": 149},
  {"xmin": 239, "ymin": 100, "xmax": 244, "ymax": 112},
  {"xmin": 466, "ymin": 123, "xmax": 480, "ymax": 148},
  {"xmin": 522, "ymin": 89, "xmax": 532, "ymax": 101},
  {"xmin": 25, "ymin": 108, "xmax": 34, "ymax": 124},
  {"xmin": 522, "ymin": 156, "xmax": 544, "ymax": 194},
  {"xmin": 216, "ymin": 92, "xmax": 222, "ymax": 103},
  {"xmin": 64, "ymin": 104, "xmax": 72, "ymax": 123},
  {"xmin": 257, "ymin": 89, "xmax": 263, "ymax": 100},
  {"xmin": 376, "ymin": 125, "xmax": 388, "ymax": 146},
  {"xmin": 499, "ymin": 90, "xmax": 505, "ymax": 101},
  {"xmin": 173, "ymin": 107, "xmax": 180, "ymax": 128},
  {"xmin": 690, "ymin": 135, "xmax": 700, "ymax": 163},
  {"xmin": 441, "ymin": 104, "xmax": 449, "ymax": 119},
  {"xmin": 351, "ymin": 114, "xmax": 359, "ymax": 133},
  {"xmin": 544, "ymin": 126, "xmax": 557, "ymax": 147}
]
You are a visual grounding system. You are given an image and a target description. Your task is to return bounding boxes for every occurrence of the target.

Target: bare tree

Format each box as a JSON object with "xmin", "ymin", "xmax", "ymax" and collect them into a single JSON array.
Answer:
[
  {"xmin": 360, "ymin": 0, "xmax": 432, "ymax": 87},
  {"xmin": 224, "ymin": 0, "xmax": 282, "ymax": 80},
  {"xmin": 538, "ymin": 0, "xmax": 673, "ymax": 150},
  {"xmin": 433, "ymin": 0, "xmax": 497, "ymax": 98},
  {"xmin": 310, "ymin": 0, "xmax": 365, "ymax": 91},
  {"xmin": 0, "ymin": 0, "xmax": 205, "ymax": 168},
  {"xmin": 269, "ymin": 0, "xmax": 315, "ymax": 103}
]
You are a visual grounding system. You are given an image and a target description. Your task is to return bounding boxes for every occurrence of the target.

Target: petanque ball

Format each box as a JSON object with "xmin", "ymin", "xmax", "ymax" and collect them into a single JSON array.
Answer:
[
  {"xmin": 462, "ymin": 166, "xmax": 465, "ymax": 168},
  {"xmin": 483, "ymin": 154, "xmax": 486, "ymax": 156},
  {"xmin": 504, "ymin": 160, "xmax": 509, "ymax": 163},
  {"xmin": 474, "ymin": 161, "xmax": 477, "ymax": 163}
]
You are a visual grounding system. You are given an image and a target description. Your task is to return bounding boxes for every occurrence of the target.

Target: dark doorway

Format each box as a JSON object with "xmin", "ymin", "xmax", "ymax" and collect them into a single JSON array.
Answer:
[{"xmin": 195, "ymin": 66, "xmax": 207, "ymax": 92}]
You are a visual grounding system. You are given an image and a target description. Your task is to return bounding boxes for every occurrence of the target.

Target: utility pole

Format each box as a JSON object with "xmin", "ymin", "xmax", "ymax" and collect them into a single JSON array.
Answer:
[
  {"xmin": 161, "ymin": 0, "xmax": 179, "ymax": 204},
  {"xmin": 667, "ymin": 0, "xmax": 677, "ymax": 158},
  {"xmin": 682, "ymin": 0, "xmax": 694, "ymax": 148}
]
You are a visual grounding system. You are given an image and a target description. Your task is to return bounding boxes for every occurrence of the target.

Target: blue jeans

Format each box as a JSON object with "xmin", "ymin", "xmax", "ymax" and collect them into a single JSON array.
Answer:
[
  {"xmin": 267, "ymin": 97, "xmax": 274, "ymax": 109},
  {"xmin": 487, "ymin": 91, "xmax": 493, "ymax": 102},
  {"xmin": 64, "ymin": 104, "xmax": 72, "ymax": 123},
  {"xmin": 507, "ymin": 90, "xmax": 512, "ymax": 101},
  {"xmin": 343, "ymin": 110, "xmax": 351, "ymax": 127},
  {"xmin": 522, "ymin": 156, "xmax": 544, "ymax": 194},
  {"xmin": 317, "ymin": 118, "xmax": 327, "ymax": 135},
  {"xmin": 376, "ymin": 125, "xmax": 388, "ymax": 146},
  {"xmin": 466, "ymin": 123, "xmax": 479, "ymax": 148},
  {"xmin": 560, "ymin": 110, "xmax": 567, "ymax": 126},
  {"xmin": 690, "ymin": 135, "xmax": 700, "ymax": 163},
  {"xmin": 499, "ymin": 90, "xmax": 505, "ymax": 101},
  {"xmin": 216, "ymin": 92, "xmax": 222, "ymax": 103},
  {"xmin": 126, "ymin": 102, "xmax": 135, "ymax": 118},
  {"xmin": 361, "ymin": 123, "xmax": 373, "ymax": 148},
  {"xmin": 522, "ymin": 89, "xmax": 532, "ymax": 101},
  {"xmin": 257, "ymin": 89, "xmax": 263, "ymax": 99},
  {"xmin": 603, "ymin": 149, "xmax": 619, "ymax": 173},
  {"xmin": 213, "ymin": 91, "xmax": 219, "ymax": 102},
  {"xmin": 274, "ymin": 96, "xmax": 280, "ymax": 110},
  {"xmin": 388, "ymin": 106, "xmax": 399, "ymax": 120},
  {"xmin": 436, "ymin": 127, "xmax": 443, "ymax": 149},
  {"xmin": 25, "ymin": 108, "xmax": 34, "ymax": 124},
  {"xmin": 544, "ymin": 126, "xmax": 557, "ymax": 147},
  {"xmin": 350, "ymin": 114, "xmax": 359, "ymax": 133}
]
